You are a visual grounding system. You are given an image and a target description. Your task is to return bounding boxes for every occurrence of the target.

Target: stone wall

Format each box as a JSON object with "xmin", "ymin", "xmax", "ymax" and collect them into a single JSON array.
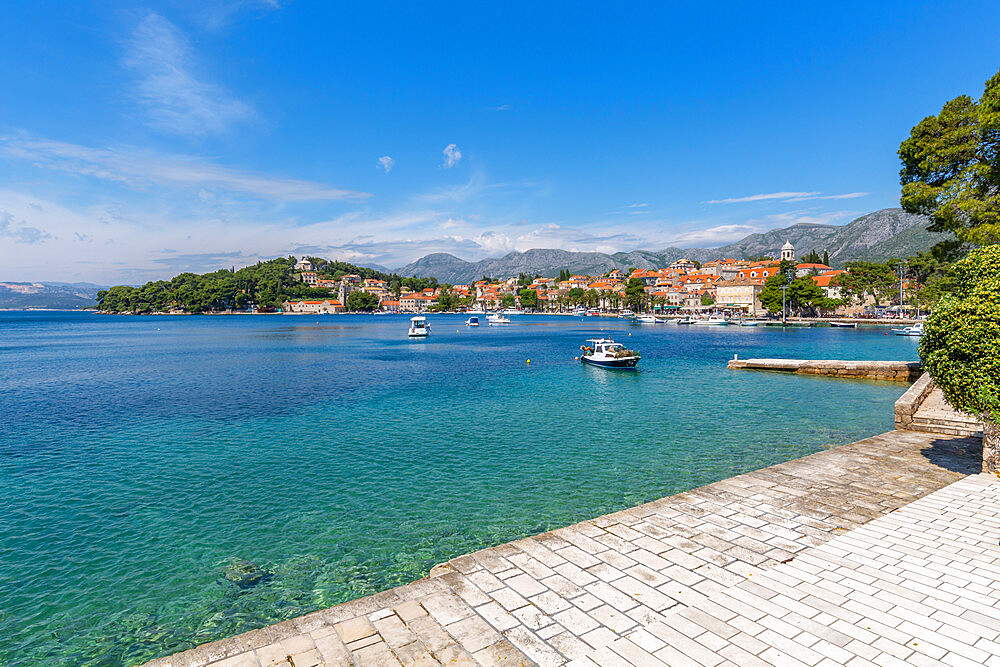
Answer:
[
  {"xmin": 727, "ymin": 357, "xmax": 922, "ymax": 382},
  {"xmin": 894, "ymin": 372, "xmax": 935, "ymax": 428}
]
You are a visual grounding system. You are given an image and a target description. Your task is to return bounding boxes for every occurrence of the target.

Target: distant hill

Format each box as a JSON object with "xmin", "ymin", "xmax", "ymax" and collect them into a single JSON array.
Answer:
[
  {"xmin": 0, "ymin": 282, "xmax": 105, "ymax": 309},
  {"xmin": 395, "ymin": 208, "xmax": 940, "ymax": 283}
]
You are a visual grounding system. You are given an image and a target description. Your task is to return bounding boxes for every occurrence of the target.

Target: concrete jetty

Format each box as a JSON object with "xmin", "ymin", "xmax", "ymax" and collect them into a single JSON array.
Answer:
[
  {"xmin": 727, "ymin": 358, "xmax": 922, "ymax": 382},
  {"xmin": 140, "ymin": 423, "xmax": 991, "ymax": 667}
]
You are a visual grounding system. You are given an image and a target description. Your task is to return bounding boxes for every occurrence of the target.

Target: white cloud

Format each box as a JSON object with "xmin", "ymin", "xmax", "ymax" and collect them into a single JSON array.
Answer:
[
  {"xmin": 0, "ymin": 211, "xmax": 54, "ymax": 244},
  {"xmin": 784, "ymin": 192, "xmax": 869, "ymax": 202},
  {"xmin": 377, "ymin": 156, "xmax": 395, "ymax": 173},
  {"xmin": 705, "ymin": 191, "xmax": 868, "ymax": 204},
  {"xmin": 625, "ymin": 203, "xmax": 649, "ymax": 208},
  {"xmin": 1, "ymin": 135, "xmax": 368, "ymax": 201},
  {"xmin": 193, "ymin": 1, "xmax": 283, "ymax": 30},
  {"xmin": 122, "ymin": 13, "xmax": 254, "ymax": 135},
  {"xmin": 747, "ymin": 210, "xmax": 858, "ymax": 227},
  {"xmin": 663, "ymin": 224, "xmax": 762, "ymax": 247},
  {"xmin": 494, "ymin": 104, "xmax": 512, "ymax": 111},
  {"xmin": 705, "ymin": 191, "xmax": 819, "ymax": 204},
  {"xmin": 442, "ymin": 143, "xmax": 462, "ymax": 168}
]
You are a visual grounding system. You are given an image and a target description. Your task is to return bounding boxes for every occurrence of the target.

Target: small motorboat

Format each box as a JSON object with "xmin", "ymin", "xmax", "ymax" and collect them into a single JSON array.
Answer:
[
  {"xmin": 579, "ymin": 338, "xmax": 640, "ymax": 369},
  {"xmin": 620, "ymin": 309, "xmax": 636, "ymax": 319},
  {"xmin": 692, "ymin": 315, "xmax": 730, "ymax": 326},
  {"xmin": 829, "ymin": 321, "xmax": 856, "ymax": 328},
  {"xmin": 503, "ymin": 308, "xmax": 525, "ymax": 315},
  {"xmin": 676, "ymin": 317, "xmax": 696, "ymax": 325},
  {"xmin": 585, "ymin": 308, "xmax": 601, "ymax": 317},
  {"xmin": 465, "ymin": 316, "xmax": 480, "ymax": 327},
  {"xmin": 575, "ymin": 307, "xmax": 587, "ymax": 317},
  {"xmin": 408, "ymin": 316, "xmax": 430, "ymax": 337},
  {"xmin": 487, "ymin": 313, "xmax": 511, "ymax": 325},
  {"xmin": 736, "ymin": 319, "xmax": 767, "ymax": 327},
  {"xmin": 636, "ymin": 314, "xmax": 658, "ymax": 324},
  {"xmin": 893, "ymin": 321, "xmax": 924, "ymax": 336}
]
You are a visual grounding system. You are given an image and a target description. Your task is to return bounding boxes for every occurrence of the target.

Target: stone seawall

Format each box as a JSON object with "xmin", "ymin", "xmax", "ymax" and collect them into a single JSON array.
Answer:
[{"xmin": 726, "ymin": 358, "xmax": 922, "ymax": 382}]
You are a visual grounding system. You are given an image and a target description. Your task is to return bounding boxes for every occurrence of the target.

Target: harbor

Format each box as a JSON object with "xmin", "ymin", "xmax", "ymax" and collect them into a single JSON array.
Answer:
[{"xmin": 0, "ymin": 311, "xmax": 924, "ymax": 665}]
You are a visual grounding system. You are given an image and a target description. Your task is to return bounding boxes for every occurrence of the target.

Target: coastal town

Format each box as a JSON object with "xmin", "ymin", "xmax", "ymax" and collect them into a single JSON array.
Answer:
[{"xmin": 282, "ymin": 241, "xmax": 906, "ymax": 318}]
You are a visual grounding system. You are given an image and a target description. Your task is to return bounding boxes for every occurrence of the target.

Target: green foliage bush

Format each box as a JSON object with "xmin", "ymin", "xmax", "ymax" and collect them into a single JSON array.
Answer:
[{"xmin": 919, "ymin": 245, "xmax": 1000, "ymax": 420}]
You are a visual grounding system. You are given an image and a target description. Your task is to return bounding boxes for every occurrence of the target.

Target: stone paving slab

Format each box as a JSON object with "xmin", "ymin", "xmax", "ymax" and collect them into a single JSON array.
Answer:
[
  {"xmin": 605, "ymin": 472, "xmax": 1000, "ymax": 667},
  {"xmin": 141, "ymin": 429, "xmax": 983, "ymax": 666}
]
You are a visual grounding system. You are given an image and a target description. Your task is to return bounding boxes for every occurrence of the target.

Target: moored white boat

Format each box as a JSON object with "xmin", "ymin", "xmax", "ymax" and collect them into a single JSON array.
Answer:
[
  {"xmin": 407, "ymin": 316, "xmax": 430, "ymax": 337},
  {"xmin": 829, "ymin": 321, "xmax": 856, "ymax": 328},
  {"xmin": 487, "ymin": 313, "xmax": 510, "ymax": 325},
  {"xmin": 636, "ymin": 314, "xmax": 658, "ymax": 323},
  {"xmin": 892, "ymin": 321, "xmax": 924, "ymax": 336},
  {"xmin": 465, "ymin": 316, "xmax": 480, "ymax": 327},
  {"xmin": 692, "ymin": 315, "xmax": 730, "ymax": 326},
  {"xmin": 579, "ymin": 338, "xmax": 640, "ymax": 369}
]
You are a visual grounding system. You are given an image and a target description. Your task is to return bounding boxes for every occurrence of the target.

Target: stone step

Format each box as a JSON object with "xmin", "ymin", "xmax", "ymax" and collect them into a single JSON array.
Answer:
[
  {"xmin": 906, "ymin": 422, "xmax": 982, "ymax": 437},
  {"xmin": 911, "ymin": 414, "xmax": 982, "ymax": 428}
]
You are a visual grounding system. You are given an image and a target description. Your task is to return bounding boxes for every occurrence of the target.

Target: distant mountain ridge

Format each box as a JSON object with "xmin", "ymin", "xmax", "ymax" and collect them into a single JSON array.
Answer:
[
  {"xmin": 0, "ymin": 282, "xmax": 105, "ymax": 309},
  {"xmin": 395, "ymin": 208, "xmax": 945, "ymax": 283}
]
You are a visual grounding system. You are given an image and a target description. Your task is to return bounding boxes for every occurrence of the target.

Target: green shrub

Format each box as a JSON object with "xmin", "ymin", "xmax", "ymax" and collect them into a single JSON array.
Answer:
[{"xmin": 919, "ymin": 245, "xmax": 1000, "ymax": 420}]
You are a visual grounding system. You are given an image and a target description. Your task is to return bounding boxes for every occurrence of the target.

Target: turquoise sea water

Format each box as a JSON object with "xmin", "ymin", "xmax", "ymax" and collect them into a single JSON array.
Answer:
[{"xmin": 0, "ymin": 311, "xmax": 919, "ymax": 666}]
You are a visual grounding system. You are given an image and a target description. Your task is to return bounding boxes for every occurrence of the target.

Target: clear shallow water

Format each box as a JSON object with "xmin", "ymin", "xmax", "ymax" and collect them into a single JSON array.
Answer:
[{"xmin": 0, "ymin": 312, "xmax": 919, "ymax": 666}]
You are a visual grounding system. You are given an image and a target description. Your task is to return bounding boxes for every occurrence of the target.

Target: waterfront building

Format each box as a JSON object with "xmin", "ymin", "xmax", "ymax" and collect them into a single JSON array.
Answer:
[
  {"xmin": 299, "ymin": 271, "xmax": 318, "ymax": 285},
  {"xmin": 716, "ymin": 278, "xmax": 765, "ymax": 316},
  {"xmin": 399, "ymin": 293, "xmax": 438, "ymax": 312},
  {"xmin": 282, "ymin": 299, "xmax": 345, "ymax": 314}
]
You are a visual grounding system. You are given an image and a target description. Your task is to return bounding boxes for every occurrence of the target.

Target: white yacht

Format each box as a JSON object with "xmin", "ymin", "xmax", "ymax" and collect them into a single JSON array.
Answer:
[
  {"xmin": 636, "ymin": 314, "xmax": 658, "ymax": 324},
  {"xmin": 487, "ymin": 313, "xmax": 511, "ymax": 325},
  {"xmin": 692, "ymin": 315, "xmax": 730, "ymax": 326},
  {"xmin": 893, "ymin": 321, "xmax": 924, "ymax": 336},
  {"xmin": 407, "ymin": 316, "xmax": 430, "ymax": 337},
  {"xmin": 465, "ymin": 316, "xmax": 480, "ymax": 327}
]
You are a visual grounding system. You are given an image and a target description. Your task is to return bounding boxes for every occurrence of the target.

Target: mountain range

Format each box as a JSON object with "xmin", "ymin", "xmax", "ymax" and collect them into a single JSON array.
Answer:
[
  {"xmin": 394, "ymin": 208, "xmax": 947, "ymax": 284},
  {"xmin": 0, "ymin": 282, "xmax": 105, "ymax": 310}
]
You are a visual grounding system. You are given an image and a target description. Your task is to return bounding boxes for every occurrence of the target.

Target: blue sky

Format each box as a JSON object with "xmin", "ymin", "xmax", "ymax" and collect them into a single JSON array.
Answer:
[{"xmin": 1, "ymin": 1, "xmax": 998, "ymax": 283}]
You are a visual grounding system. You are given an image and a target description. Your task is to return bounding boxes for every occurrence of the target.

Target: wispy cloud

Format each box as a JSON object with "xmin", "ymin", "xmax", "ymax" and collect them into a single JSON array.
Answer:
[
  {"xmin": 122, "ymin": 12, "xmax": 253, "ymax": 136},
  {"xmin": 1, "ymin": 135, "xmax": 369, "ymax": 201},
  {"xmin": 784, "ymin": 192, "xmax": 868, "ymax": 202},
  {"xmin": 191, "ymin": 1, "xmax": 283, "ymax": 30},
  {"xmin": 493, "ymin": 104, "xmax": 512, "ymax": 111},
  {"xmin": 377, "ymin": 156, "xmax": 395, "ymax": 173},
  {"xmin": 663, "ymin": 224, "xmax": 762, "ymax": 247},
  {"xmin": 705, "ymin": 191, "xmax": 868, "ymax": 204},
  {"xmin": 442, "ymin": 143, "xmax": 462, "ymax": 168},
  {"xmin": 747, "ymin": 210, "xmax": 858, "ymax": 227},
  {"xmin": 0, "ymin": 211, "xmax": 54, "ymax": 244},
  {"xmin": 625, "ymin": 203, "xmax": 649, "ymax": 208}
]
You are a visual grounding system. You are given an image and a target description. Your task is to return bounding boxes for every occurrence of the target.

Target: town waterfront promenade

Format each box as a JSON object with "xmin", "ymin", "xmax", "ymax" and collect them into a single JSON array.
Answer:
[{"xmin": 143, "ymin": 426, "xmax": 993, "ymax": 667}]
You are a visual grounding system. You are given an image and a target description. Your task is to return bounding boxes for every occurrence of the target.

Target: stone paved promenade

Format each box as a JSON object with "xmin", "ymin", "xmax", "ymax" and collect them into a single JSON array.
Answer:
[{"xmin": 144, "ymin": 429, "xmax": 988, "ymax": 667}]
